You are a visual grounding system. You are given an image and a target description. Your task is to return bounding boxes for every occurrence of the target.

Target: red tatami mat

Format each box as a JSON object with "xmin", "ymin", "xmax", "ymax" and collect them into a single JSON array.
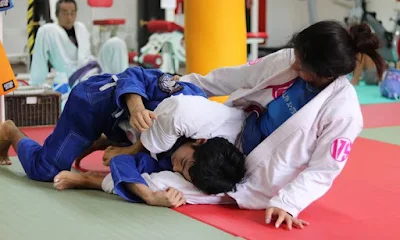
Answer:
[
  {"xmin": 8, "ymin": 126, "xmax": 54, "ymax": 156},
  {"xmin": 361, "ymin": 102, "xmax": 400, "ymax": 128},
  {"xmin": 175, "ymin": 138, "xmax": 400, "ymax": 240}
]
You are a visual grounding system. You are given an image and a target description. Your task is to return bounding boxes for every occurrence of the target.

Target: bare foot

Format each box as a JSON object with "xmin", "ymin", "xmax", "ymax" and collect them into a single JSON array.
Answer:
[
  {"xmin": 0, "ymin": 120, "xmax": 16, "ymax": 165},
  {"xmin": 53, "ymin": 171, "xmax": 89, "ymax": 191},
  {"xmin": 103, "ymin": 145, "xmax": 136, "ymax": 166}
]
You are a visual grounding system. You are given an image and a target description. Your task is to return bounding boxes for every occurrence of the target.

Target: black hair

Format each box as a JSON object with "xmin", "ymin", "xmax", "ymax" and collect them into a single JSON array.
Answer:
[
  {"xmin": 288, "ymin": 20, "xmax": 385, "ymax": 82},
  {"xmin": 189, "ymin": 137, "xmax": 246, "ymax": 195},
  {"xmin": 55, "ymin": 0, "xmax": 77, "ymax": 16}
]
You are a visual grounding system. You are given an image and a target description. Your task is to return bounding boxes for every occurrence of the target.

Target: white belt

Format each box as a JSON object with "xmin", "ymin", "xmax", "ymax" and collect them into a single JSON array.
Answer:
[
  {"xmin": 99, "ymin": 74, "xmax": 125, "ymax": 118},
  {"xmin": 99, "ymin": 74, "xmax": 119, "ymax": 92}
]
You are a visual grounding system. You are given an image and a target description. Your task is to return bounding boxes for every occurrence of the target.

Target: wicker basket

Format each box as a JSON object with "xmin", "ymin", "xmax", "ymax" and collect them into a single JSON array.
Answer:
[{"xmin": 5, "ymin": 87, "xmax": 61, "ymax": 127}]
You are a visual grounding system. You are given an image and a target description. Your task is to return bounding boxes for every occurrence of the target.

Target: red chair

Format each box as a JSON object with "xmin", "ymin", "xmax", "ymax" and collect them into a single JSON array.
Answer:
[{"xmin": 87, "ymin": 0, "xmax": 113, "ymax": 7}]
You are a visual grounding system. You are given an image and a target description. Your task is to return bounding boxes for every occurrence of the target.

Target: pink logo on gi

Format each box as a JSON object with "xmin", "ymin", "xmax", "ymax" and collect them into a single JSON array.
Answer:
[
  {"xmin": 265, "ymin": 80, "xmax": 295, "ymax": 99},
  {"xmin": 248, "ymin": 58, "xmax": 262, "ymax": 65},
  {"xmin": 386, "ymin": 71, "xmax": 400, "ymax": 81},
  {"xmin": 330, "ymin": 138, "xmax": 352, "ymax": 162}
]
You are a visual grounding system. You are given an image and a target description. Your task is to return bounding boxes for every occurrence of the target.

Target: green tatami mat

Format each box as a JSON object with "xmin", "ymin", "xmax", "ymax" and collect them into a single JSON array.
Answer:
[
  {"xmin": 360, "ymin": 126, "xmax": 400, "ymax": 146},
  {"xmin": 354, "ymin": 83, "xmax": 396, "ymax": 105},
  {"xmin": 0, "ymin": 159, "xmax": 241, "ymax": 240}
]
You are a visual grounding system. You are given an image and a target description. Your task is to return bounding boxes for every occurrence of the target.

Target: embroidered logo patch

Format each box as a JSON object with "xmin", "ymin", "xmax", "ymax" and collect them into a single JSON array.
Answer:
[
  {"xmin": 2, "ymin": 80, "xmax": 15, "ymax": 92},
  {"xmin": 0, "ymin": 0, "xmax": 10, "ymax": 8},
  {"xmin": 265, "ymin": 79, "xmax": 295, "ymax": 99},
  {"xmin": 248, "ymin": 58, "xmax": 262, "ymax": 65},
  {"xmin": 330, "ymin": 138, "xmax": 352, "ymax": 162},
  {"xmin": 158, "ymin": 74, "xmax": 183, "ymax": 94}
]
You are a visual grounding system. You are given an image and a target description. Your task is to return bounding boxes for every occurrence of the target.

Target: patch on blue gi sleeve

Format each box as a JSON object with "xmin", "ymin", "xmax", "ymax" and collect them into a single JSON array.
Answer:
[{"xmin": 157, "ymin": 73, "xmax": 183, "ymax": 94}]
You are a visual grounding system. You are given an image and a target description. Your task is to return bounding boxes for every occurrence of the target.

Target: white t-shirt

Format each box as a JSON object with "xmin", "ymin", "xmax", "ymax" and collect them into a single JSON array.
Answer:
[{"xmin": 140, "ymin": 94, "xmax": 246, "ymax": 154}]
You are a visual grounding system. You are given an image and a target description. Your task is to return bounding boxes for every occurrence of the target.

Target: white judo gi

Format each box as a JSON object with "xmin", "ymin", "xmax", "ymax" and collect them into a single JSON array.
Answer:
[
  {"xmin": 29, "ymin": 21, "xmax": 128, "ymax": 86},
  {"xmin": 103, "ymin": 49, "xmax": 363, "ymax": 217}
]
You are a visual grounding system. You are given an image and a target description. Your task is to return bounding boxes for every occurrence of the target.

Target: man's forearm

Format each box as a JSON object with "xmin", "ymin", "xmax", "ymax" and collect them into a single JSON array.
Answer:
[
  {"xmin": 125, "ymin": 93, "xmax": 145, "ymax": 114},
  {"xmin": 111, "ymin": 139, "xmax": 146, "ymax": 157},
  {"xmin": 133, "ymin": 139, "xmax": 146, "ymax": 153},
  {"xmin": 125, "ymin": 182, "xmax": 154, "ymax": 204}
]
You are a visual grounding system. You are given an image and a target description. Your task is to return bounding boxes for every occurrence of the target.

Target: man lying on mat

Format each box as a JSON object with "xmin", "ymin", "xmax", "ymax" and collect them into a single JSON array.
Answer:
[
  {"xmin": 0, "ymin": 67, "xmax": 245, "ymax": 198},
  {"xmin": 54, "ymin": 137, "xmax": 244, "ymax": 208},
  {"xmin": 52, "ymin": 94, "xmax": 247, "ymax": 208}
]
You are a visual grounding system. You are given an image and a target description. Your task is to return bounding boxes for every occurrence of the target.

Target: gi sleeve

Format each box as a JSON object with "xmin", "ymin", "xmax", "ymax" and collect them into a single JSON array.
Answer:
[
  {"xmin": 29, "ymin": 27, "xmax": 51, "ymax": 86},
  {"xmin": 268, "ymin": 117, "xmax": 363, "ymax": 217},
  {"xmin": 179, "ymin": 48, "xmax": 295, "ymax": 97},
  {"xmin": 109, "ymin": 153, "xmax": 163, "ymax": 203},
  {"xmin": 114, "ymin": 67, "xmax": 164, "ymax": 109}
]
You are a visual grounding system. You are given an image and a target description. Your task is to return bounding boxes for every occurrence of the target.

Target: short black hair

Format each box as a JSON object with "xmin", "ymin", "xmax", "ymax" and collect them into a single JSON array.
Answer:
[
  {"xmin": 189, "ymin": 137, "xmax": 246, "ymax": 195},
  {"xmin": 288, "ymin": 20, "xmax": 385, "ymax": 81},
  {"xmin": 55, "ymin": 0, "xmax": 77, "ymax": 16}
]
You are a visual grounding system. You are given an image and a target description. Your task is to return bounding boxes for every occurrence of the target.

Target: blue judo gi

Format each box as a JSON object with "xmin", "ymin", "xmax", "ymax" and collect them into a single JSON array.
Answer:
[
  {"xmin": 17, "ymin": 67, "xmax": 206, "ymax": 181},
  {"xmin": 109, "ymin": 152, "xmax": 173, "ymax": 203},
  {"xmin": 108, "ymin": 135, "xmax": 192, "ymax": 203}
]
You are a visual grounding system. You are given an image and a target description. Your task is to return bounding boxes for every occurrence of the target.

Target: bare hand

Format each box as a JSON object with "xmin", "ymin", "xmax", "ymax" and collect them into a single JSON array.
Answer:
[
  {"xmin": 265, "ymin": 207, "xmax": 310, "ymax": 230},
  {"xmin": 102, "ymin": 146, "xmax": 116, "ymax": 166},
  {"xmin": 150, "ymin": 187, "xmax": 187, "ymax": 208},
  {"xmin": 130, "ymin": 107, "xmax": 157, "ymax": 132},
  {"xmin": 171, "ymin": 75, "xmax": 180, "ymax": 81},
  {"xmin": 102, "ymin": 146, "xmax": 139, "ymax": 166}
]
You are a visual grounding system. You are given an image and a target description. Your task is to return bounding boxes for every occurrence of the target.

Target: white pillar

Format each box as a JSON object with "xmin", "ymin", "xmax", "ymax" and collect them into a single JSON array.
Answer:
[
  {"xmin": 250, "ymin": 0, "xmax": 259, "ymax": 61},
  {"xmin": 161, "ymin": 0, "xmax": 176, "ymax": 22},
  {"xmin": 49, "ymin": 0, "xmax": 58, "ymax": 23},
  {"xmin": 0, "ymin": 13, "xmax": 5, "ymax": 122},
  {"xmin": 160, "ymin": 0, "xmax": 177, "ymax": 73}
]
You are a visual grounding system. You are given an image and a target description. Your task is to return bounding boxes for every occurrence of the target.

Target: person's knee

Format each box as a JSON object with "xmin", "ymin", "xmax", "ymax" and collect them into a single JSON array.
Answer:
[
  {"xmin": 17, "ymin": 140, "xmax": 61, "ymax": 182},
  {"xmin": 98, "ymin": 37, "xmax": 128, "ymax": 74},
  {"xmin": 104, "ymin": 37, "xmax": 127, "ymax": 48},
  {"xmin": 2, "ymin": 120, "xmax": 18, "ymax": 136},
  {"xmin": 100, "ymin": 37, "xmax": 128, "ymax": 57},
  {"xmin": 25, "ymin": 166, "xmax": 56, "ymax": 182},
  {"xmin": 189, "ymin": 137, "xmax": 246, "ymax": 194}
]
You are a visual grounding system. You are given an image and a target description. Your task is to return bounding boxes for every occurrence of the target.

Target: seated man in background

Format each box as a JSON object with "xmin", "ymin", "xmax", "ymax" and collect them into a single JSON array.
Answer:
[{"xmin": 30, "ymin": 0, "xmax": 128, "ymax": 88}]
